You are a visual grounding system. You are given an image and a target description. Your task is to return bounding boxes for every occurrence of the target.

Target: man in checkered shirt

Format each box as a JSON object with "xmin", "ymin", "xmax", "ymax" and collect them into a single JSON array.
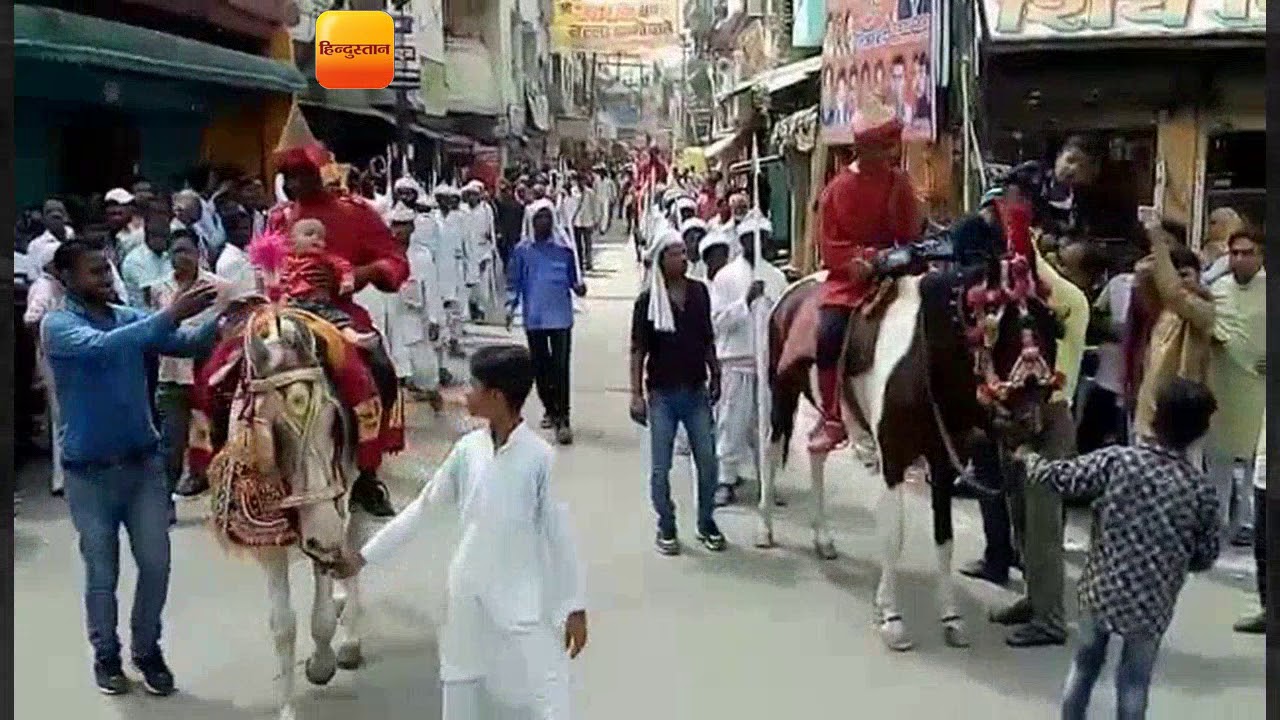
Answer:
[{"xmin": 1015, "ymin": 377, "xmax": 1221, "ymax": 720}]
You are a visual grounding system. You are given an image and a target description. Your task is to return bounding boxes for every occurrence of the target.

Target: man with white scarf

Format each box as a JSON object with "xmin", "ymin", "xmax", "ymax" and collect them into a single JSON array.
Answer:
[
  {"xmin": 629, "ymin": 228, "xmax": 725, "ymax": 555},
  {"xmin": 432, "ymin": 184, "xmax": 469, "ymax": 358},
  {"xmin": 707, "ymin": 214, "xmax": 788, "ymax": 506},
  {"xmin": 462, "ymin": 180, "xmax": 501, "ymax": 321},
  {"xmin": 681, "ymin": 218, "xmax": 710, "ymax": 281},
  {"xmin": 387, "ymin": 176, "xmax": 426, "ymax": 224}
]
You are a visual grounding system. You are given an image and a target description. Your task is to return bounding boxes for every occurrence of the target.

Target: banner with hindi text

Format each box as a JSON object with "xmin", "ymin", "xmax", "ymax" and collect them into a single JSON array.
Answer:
[
  {"xmin": 550, "ymin": 0, "xmax": 680, "ymax": 53},
  {"xmin": 819, "ymin": 0, "xmax": 936, "ymax": 145}
]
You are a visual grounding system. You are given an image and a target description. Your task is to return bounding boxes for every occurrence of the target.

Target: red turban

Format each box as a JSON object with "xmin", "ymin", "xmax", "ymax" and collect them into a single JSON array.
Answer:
[{"xmin": 272, "ymin": 143, "xmax": 332, "ymax": 175}]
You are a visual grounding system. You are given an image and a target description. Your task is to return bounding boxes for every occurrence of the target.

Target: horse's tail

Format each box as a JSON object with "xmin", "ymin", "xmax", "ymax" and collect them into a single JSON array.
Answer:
[{"xmin": 766, "ymin": 306, "xmax": 800, "ymax": 470}]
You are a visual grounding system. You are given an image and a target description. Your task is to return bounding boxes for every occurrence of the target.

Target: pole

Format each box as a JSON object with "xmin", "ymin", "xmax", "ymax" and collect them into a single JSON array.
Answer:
[
  {"xmin": 393, "ymin": 0, "xmax": 413, "ymax": 182},
  {"xmin": 750, "ymin": 133, "xmax": 769, "ymax": 488}
]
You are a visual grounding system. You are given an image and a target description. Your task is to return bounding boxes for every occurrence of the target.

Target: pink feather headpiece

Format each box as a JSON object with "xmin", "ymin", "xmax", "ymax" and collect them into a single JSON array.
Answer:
[{"xmin": 247, "ymin": 228, "xmax": 291, "ymax": 296}]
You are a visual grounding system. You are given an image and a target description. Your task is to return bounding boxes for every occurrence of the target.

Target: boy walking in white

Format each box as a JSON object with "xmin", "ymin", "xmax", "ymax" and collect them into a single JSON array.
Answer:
[{"xmin": 333, "ymin": 345, "xmax": 587, "ymax": 719}]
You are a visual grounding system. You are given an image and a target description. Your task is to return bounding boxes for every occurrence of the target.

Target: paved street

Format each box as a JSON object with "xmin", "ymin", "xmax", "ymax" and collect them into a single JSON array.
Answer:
[{"xmin": 14, "ymin": 228, "xmax": 1267, "ymax": 719}]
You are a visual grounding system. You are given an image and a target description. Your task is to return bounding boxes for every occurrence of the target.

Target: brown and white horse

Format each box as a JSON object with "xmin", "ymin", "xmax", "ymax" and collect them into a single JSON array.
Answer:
[
  {"xmin": 206, "ymin": 306, "xmax": 367, "ymax": 720},
  {"xmin": 756, "ymin": 264, "xmax": 1058, "ymax": 652}
]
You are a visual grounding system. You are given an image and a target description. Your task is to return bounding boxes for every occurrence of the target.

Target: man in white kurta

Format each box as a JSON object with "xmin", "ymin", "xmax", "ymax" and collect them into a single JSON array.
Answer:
[
  {"xmin": 462, "ymin": 181, "xmax": 501, "ymax": 321},
  {"xmin": 432, "ymin": 185, "xmax": 469, "ymax": 358},
  {"xmin": 356, "ymin": 418, "xmax": 585, "ymax": 718},
  {"xmin": 357, "ymin": 204, "xmax": 444, "ymax": 398},
  {"xmin": 708, "ymin": 214, "xmax": 789, "ymax": 505}
]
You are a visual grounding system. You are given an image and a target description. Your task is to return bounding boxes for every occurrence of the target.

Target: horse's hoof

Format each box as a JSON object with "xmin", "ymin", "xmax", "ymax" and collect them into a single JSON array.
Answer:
[
  {"xmin": 754, "ymin": 527, "xmax": 776, "ymax": 549},
  {"xmin": 304, "ymin": 651, "xmax": 338, "ymax": 686},
  {"xmin": 814, "ymin": 539, "xmax": 837, "ymax": 560},
  {"xmin": 336, "ymin": 641, "xmax": 363, "ymax": 670},
  {"xmin": 942, "ymin": 620, "xmax": 970, "ymax": 648},
  {"xmin": 278, "ymin": 705, "xmax": 299, "ymax": 720},
  {"xmin": 878, "ymin": 620, "xmax": 913, "ymax": 652}
]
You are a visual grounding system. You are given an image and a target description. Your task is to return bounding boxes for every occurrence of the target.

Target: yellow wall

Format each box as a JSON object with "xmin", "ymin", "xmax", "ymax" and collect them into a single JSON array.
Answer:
[{"xmin": 198, "ymin": 29, "xmax": 296, "ymax": 182}]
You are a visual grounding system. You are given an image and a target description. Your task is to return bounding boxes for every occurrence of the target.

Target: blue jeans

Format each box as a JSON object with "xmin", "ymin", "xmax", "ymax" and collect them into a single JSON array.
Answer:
[
  {"xmin": 648, "ymin": 387, "xmax": 720, "ymax": 534},
  {"xmin": 1061, "ymin": 613, "xmax": 1162, "ymax": 720},
  {"xmin": 63, "ymin": 452, "xmax": 172, "ymax": 663}
]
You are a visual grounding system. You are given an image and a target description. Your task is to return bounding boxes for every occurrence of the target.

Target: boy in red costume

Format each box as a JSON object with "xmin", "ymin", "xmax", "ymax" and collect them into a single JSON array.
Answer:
[
  {"xmin": 279, "ymin": 218, "xmax": 377, "ymax": 349},
  {"xmin": 810, "ymin": 105, "xmax": 922, "ymax": 453}
]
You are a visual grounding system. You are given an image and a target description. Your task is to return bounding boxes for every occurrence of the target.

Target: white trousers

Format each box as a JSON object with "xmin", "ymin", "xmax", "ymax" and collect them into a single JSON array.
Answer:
[
  {"xmin": 715, "ymin": 368, "xmax": 758, "ymax": 484},
  {"xmin": 444, "ymin": 677, "xmax": 571, "ymax": 720},
  {"xmin": 38, "ymin": 355, "xmax": 64, "ymax": 493}
]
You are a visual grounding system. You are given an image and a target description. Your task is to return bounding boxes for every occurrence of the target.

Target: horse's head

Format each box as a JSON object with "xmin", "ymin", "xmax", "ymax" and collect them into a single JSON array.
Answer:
[
  {"xmin": 960, "ymin": 255, "xmax": 1062, "ymax": 446},
  {"xmin": 243, "ymin": 307, "xmax": 353, "ymax": 566}
]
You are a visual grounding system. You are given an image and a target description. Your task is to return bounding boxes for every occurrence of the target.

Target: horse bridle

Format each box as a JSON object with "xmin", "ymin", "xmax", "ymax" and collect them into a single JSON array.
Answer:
[{"xmin": 245, "ymin": 366, "xmax": 349, "ymax": 511}]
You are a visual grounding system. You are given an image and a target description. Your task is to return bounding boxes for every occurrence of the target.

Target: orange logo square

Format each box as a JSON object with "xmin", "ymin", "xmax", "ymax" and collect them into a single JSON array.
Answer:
[{"xmin": 314, "ymin": 11, "xmax": 395, "ymax": 90}]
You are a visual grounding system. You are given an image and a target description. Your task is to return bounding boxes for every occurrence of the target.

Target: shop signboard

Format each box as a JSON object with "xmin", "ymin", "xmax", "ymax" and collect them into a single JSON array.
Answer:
[
  {"xmin": 390, "ymin": 11, "xmax": 420, "ymax": 90},
  {"xmin": 551, "ymin": 0, "xmax": 681, "ymax": 53},
  {"xmin": 982, "ymin": 0, "xmax": 1265, "ymax": 41},
  {"xmin": 820, "ymin": 0, "xmax": 937, "ymax": 145}
]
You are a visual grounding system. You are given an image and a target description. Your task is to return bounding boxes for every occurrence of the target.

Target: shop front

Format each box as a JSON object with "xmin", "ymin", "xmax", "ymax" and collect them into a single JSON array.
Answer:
[
  {"xmin": 976, "ymin": 0, "xmax": 1265, "ymax": 248},
  {"xmin": 15, "ymin": 4, "xmax": 305, "ymax": 208}
]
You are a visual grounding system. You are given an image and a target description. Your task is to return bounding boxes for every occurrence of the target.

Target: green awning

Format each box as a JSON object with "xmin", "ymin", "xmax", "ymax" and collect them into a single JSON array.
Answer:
[{"xmin": 15, "ymin": 5, "xmax": 307, "ymax": 94}]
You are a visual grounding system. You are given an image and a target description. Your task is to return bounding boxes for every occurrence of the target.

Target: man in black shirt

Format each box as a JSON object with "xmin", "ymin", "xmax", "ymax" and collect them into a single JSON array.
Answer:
[
  {"xmin": 629, "ymin": 231, "xmax": 725, "ymax": 555},
  {"xmin": 494, "ymin": 179, "xmax": 526, "ymax": 268}
]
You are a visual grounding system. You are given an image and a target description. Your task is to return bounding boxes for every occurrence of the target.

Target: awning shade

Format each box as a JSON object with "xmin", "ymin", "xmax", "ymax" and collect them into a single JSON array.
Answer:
[
  {"xmin": 719, "ymin": 55, "xmax": 822, "ymax": 103},
  {"xmin": 15, "ymin": 5, "xmax": 307, "ymax": 94},
  {"xmin": 703, "ymin": 124, "xmax": 751, "ymax": 160}
]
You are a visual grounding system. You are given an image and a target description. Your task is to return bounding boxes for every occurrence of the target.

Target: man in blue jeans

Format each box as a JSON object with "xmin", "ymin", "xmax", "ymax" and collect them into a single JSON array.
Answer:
[
  {"xmin": 629, "ymin": 230, "xmax": 724, "ymax": 555},
  {"xmin": 1015, "ymin": 378, "xmax": 1220, "ymax": 719},
  {"xmin": 41, "ymin": 239, "xmax": 219, "ymax": 696}
]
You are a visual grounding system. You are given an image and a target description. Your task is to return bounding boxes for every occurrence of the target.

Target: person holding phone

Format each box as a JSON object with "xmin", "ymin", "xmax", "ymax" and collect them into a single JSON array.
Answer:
[{"xmin": 42, "ymin": 239, "xmax": 219, "ymax": 697}]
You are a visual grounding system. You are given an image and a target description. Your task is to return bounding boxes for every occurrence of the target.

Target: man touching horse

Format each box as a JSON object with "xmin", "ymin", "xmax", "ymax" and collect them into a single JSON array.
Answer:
[
  {"xmin": 266, "ymin": 147, "xmax": 411, "ymax": 517},
  {"xmin": 810, "ymin": 105, "xmax": 922, "ymax": 453}
]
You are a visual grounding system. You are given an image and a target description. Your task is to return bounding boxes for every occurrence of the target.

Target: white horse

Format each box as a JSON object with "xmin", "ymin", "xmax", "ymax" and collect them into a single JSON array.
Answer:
[{"xmin": 206, "ymin": 307, "xmax": 367, "ymax": 720}]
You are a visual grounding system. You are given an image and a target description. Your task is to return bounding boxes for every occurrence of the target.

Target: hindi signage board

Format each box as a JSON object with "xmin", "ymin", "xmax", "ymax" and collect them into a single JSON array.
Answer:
[
  {"xmin": 550, "ymin": 0, "xmax": 680, "ymax": 53},
  {"xmin": 819, "ymin": 0, "xmax": 936, "ymax": 145},
  {"xmin": 982, "ymin": 0, "xmax": 1265, "ymax": 42},
  {"xmin": 390, "ymin": 11, "xmax": 420, "ymax": 89}
]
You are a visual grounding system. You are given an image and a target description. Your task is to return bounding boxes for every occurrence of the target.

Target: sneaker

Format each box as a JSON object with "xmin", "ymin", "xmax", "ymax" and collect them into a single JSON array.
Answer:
[
  {"xmin": 134, "ymin": 653, "xmax": 175, "ymax": 696},
  {"xmin": 94, "ymin": 658, "xmax": 130, "ymax": 695},
  {"xmin": 655, "ymin": 529, "xmax": 680, "ymax": 556},
  {"xmin": 555, "ymin": 423, "xmax": 574, "ymax": 446},
  {"xmin": 696, "ymin": 523, "xmax": 727, "ymax": 552},
  {"xmin": 1233, "ymin": 612, "xmax": 1266, "ymax": 634}
]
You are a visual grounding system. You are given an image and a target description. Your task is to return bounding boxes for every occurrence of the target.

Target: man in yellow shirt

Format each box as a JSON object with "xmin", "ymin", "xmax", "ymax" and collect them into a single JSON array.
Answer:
[{"xmin": 992, "ymin": 241, "xmax": 1090, "ymax": 648}]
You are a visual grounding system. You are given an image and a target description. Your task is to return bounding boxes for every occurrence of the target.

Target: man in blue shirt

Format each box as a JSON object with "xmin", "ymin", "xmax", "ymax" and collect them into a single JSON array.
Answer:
[
  {"xmin": 506, "ymin": 200, "xmax": 587, "ymax": 444},
  {"xmin": 41, "ymin": 239, "xmax": 218, "ymax": 697}
]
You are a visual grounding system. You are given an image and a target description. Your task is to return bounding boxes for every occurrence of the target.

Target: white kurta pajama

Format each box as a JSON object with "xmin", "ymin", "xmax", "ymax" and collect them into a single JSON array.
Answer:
[
  {"xmin": 432, "ymin": 207, "xmax": 470, "ymax": 349},
  {"xmin": 465, "ymin": 200, "xmax": 501, "ymax": 321},
  {"xmin": 361, "ymin": 424, "xmax": 585, "ymax": 719},
  {"xmin": 709, "ymin": 254, "xmax": 789, "ymax": 484}
]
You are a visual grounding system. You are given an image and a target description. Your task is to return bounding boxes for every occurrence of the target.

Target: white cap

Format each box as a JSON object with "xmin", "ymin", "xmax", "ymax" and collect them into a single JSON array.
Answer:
[
  {"xmin": 393, "ymin": 176, "xmax": 422, "ymax": 193},
  {"xmin": 737, "ymin": 213, "xmax": 773, "ymax": 237},
  {"xmin": 464, "ymin": 180, "xmax": 485, "ymax": 192},
  {"xmin": 680, "ymin": 217, "xmax": 708, "ymax": 235},
  {"xmin": 433, "ymin": 184, "xmax": 460, "ymax": 197},
  {"xmin": 104, "ymin": 188, "xmax": 134, "ymax": 205}
]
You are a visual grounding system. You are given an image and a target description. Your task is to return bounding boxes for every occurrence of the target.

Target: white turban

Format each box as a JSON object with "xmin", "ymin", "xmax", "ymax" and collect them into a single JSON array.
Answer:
[
  {"xmin": 698, "ymin": 229, "xmax": 730, "ymax": 257},
  {"xmin": 387, "ymin": 203, "xmax": 416, "ymax": 223},
  {"xmin": 646, "ymin": 228, "xmax": 686, "ymax": 333},
  {"xmin": 433, "ymin": 184, "xmax": 459, "ymax": 197},
  {"xmin": 393, "ymin": 176, "xmax": 423, "ymax": 193},
  {"xmin": 464, "ymin": 180, "xmax": 485, "ymax": 193},
  {"xmin": 673, "ymin": 197, "xmax": 697, "ymax": 214}
]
